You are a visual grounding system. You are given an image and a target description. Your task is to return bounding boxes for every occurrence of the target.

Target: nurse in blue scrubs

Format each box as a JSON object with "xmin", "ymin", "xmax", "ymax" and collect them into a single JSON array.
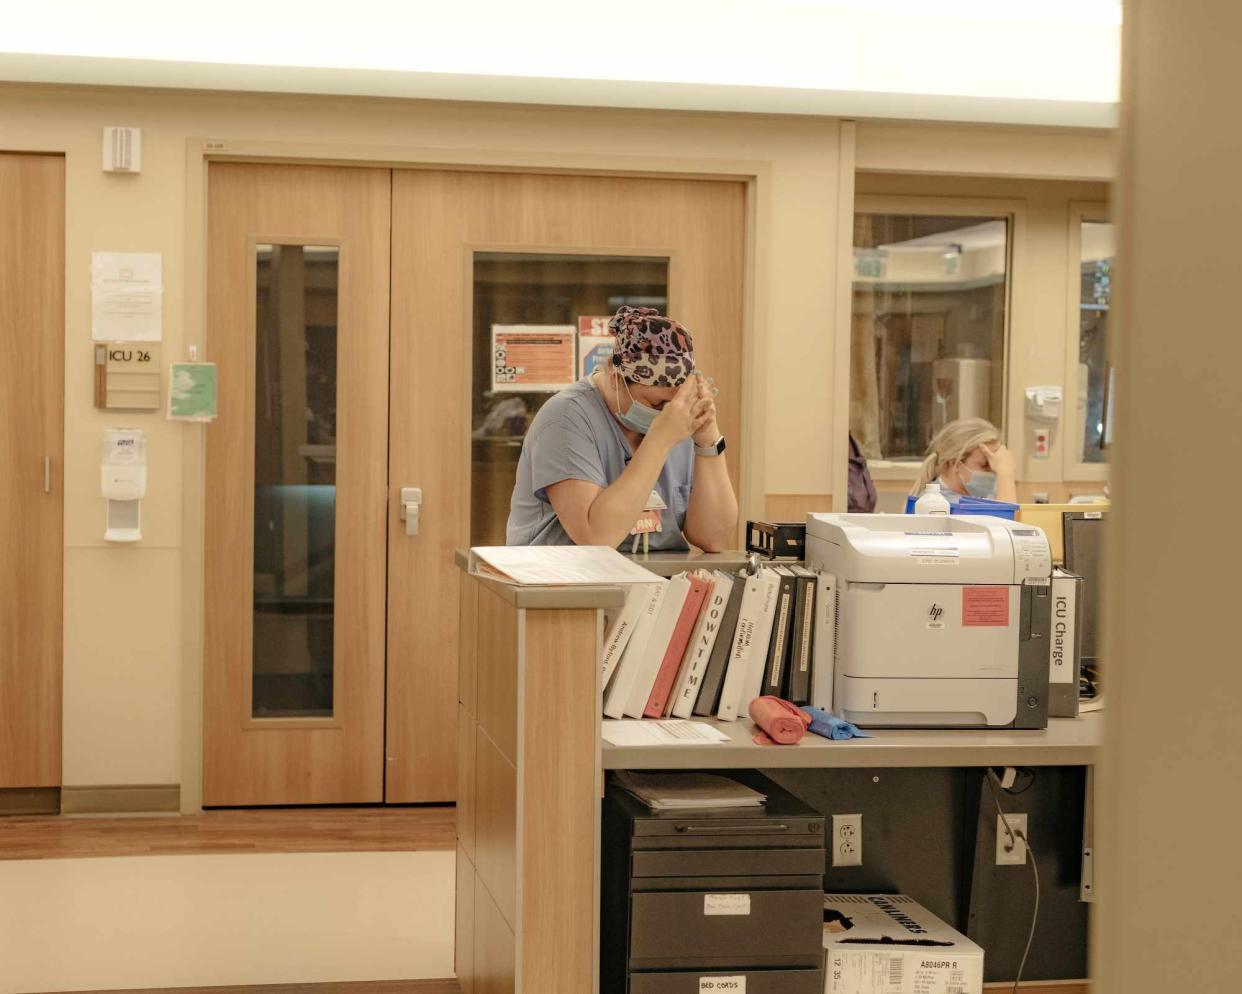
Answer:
[{"xmin": 506, "ymin": 306, "xmax": 738, "ymax": 552}]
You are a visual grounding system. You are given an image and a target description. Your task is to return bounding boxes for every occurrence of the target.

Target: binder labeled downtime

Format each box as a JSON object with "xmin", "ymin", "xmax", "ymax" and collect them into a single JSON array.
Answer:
[{"xmin": 601, "ymin": 563, "xmax": 832, "ymax": 727}]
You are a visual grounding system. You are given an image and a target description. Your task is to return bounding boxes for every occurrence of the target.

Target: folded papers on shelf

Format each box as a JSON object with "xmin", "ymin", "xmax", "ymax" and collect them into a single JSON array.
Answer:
[
  {"xmin": 601, "ymin": 719, "xmax": 730, "ymax": 748},
  {"xmin": 612, "ymin": 771, "xmax": 766, "ymax": 811}
]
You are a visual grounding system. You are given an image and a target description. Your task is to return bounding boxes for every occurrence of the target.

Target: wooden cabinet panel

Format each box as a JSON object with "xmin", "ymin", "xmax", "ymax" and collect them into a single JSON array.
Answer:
[
  {"xmin": 519, "ymin": 609, "xmax": 599, "ymax": 994},
  {"xmin": 475, "ymin": 589, "xmax": 518, "ymax": 765},
  {"xmin": 455, "ymin": 845, "xmax": 477, "ymax": 994},
  {"xmin": 474, "ymin": 874, "xmax": 516, "ymax": 994},
  {"xmin": 474, "ymin": 726, "xmax": 516, "ymax": 930},
  {"xmin": 457, "ymin": 704, "xmax": 477, "ymax": 860},
  {"xmin": 459, "ymin": 579, "xmax": 479, "ymax": 716}
]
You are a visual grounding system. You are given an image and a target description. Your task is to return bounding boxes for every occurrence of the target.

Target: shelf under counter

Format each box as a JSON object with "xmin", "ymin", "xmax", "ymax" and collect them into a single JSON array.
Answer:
[{"xmin": 602, "ymin": 712, "xmax": 1103, "ymax": 770}]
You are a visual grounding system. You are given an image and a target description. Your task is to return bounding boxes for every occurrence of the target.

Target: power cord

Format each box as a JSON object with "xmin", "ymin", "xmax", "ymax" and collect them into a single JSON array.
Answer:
[{"xmin": 986, "ymin": 769, "xmax": 1041, "ymax": 994}]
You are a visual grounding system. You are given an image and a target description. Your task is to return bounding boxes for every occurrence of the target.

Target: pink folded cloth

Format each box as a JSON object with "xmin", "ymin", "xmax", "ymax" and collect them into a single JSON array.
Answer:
[{"xmin": 749, "ymin": 696, "xmax": 811, "ymax": 745}]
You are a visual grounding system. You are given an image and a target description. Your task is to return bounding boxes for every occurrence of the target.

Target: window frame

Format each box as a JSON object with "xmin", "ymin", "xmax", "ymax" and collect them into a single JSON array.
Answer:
[
  {"xmin": 1063, "ymin": 201, "xmax": 1112, "ymax": 483},
  {"xmin": 848, "ymin": 194, "xmax": 1025, "ymax": 487}
]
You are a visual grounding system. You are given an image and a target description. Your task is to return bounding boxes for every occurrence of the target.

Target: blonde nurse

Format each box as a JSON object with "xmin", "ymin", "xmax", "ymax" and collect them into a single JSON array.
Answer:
[{"xmin": 911, "ymin": 418, "xmax": 1018, "ymax": 504}]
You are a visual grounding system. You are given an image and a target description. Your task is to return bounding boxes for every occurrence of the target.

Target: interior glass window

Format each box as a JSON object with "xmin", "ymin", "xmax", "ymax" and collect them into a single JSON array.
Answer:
[
  {"xmin": 850, "ymin": 213, "xmax": 1010, "ymax": 462},
  {"xmin": 470, "ymin": 253, "xmax": 669, "ymax": 545},
  {"xmin": 252, "ymin": 243, "xmax": 339, "ymax": 719},
  {"xmin": 1078, "ymin": 220, "xmax": 1115, "ymax": 464}
]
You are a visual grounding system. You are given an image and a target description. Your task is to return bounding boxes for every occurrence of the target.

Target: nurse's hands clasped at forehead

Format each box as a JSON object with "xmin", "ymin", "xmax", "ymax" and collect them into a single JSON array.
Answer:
[
  {"xmin": 648, "ymin": 377, "xmax": 716, "ymax": 451},
  {"xmin": 689, "ymin": 370, "xmax": 721, "ymax": 448}
]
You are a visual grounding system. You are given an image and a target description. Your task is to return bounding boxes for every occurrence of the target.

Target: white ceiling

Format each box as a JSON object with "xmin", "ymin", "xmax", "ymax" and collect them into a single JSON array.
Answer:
[{"xmin": 1, "ymin": 0, "xmax": 1122, "ymax": 127}]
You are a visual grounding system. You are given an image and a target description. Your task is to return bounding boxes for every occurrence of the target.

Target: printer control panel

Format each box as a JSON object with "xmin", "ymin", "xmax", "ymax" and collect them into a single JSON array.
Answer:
[{"xmin": 1009, "ymin": 527, "xmax": 1052, "ymax": 584}]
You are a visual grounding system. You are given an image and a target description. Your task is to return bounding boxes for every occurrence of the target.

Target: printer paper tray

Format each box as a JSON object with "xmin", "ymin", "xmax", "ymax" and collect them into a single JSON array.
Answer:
[{"xmin": 837, "ymin": 675, "xmax": 1018, "ymax": 727}]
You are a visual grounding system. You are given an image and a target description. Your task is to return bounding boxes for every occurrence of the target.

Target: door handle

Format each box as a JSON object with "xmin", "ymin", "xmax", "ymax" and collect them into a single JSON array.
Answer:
[
  {"xmin": 43, "ymin": 456, "xmax": 51, "ymax": 494},
  {"xmin": 399, "ymin": 487, "xmax": 423, "ymax": 536}
]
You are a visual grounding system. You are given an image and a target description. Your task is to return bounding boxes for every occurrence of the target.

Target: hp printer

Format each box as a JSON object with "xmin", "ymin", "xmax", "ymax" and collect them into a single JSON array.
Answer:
[{"xmin": 805, "ymin": 513, "xmax": 1052, "ymax": 728}]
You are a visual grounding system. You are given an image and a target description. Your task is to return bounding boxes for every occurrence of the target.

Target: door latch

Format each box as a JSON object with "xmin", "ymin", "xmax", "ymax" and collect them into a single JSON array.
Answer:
[{"xmin": 400, "ymin": 487, "xmax": 423, "ymax": 536}]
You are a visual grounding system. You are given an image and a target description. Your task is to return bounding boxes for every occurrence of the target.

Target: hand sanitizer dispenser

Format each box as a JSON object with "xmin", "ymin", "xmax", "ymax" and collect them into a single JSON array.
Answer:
[{"xmin": 101, "ymin": 428, "xmax": 146, "ymax": 542}]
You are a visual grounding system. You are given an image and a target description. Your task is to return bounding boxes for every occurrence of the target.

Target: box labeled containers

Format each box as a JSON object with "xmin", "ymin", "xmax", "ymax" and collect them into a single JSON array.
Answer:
[{"xmin": 823, "ymin": 894, "xmax": 983, "ymax": 994}]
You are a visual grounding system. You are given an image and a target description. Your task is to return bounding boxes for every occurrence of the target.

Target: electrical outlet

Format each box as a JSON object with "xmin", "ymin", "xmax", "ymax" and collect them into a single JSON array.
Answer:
[
  {"xmin": 832, "ymin": 813, "xmax": 862, "ymax": 867},
  {"xmin": 996, "ymin": 813, "xmax": 1029, "ymax": 865}
]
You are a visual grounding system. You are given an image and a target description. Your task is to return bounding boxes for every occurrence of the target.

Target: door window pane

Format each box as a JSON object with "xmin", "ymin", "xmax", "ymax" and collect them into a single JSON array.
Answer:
[
  {"xmin": 471, "ymin": 253, "xmax": 669, "ymax": 545},
  {"xmin": 252, "ymin": 244, "xmax": 339, "ymax": 718},
  {"xmin": 1079, "ymin": 221, "xmax": 1115, "ymax": 464},
  {"xmin": 851, "ymin": 214, "xmax": 1009, "ymax": 461}
]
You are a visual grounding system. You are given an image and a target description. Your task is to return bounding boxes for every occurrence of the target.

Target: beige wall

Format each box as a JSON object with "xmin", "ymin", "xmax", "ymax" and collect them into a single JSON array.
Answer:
[
  {"xmin": 0, "ymin": 82, "xmax": 1114, "ymax": 793},
  {"xmin": 1096, "ymin": 1, "xmax": 1242, "ymax": 990},
  {"xmin": 857, "ymin": 120, "xmax": 1115, "ymax": 182}
]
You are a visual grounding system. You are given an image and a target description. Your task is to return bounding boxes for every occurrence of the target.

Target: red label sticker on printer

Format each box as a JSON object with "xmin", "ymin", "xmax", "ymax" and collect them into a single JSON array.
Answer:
[{"xmin": 962, "ymin": 586, "xmax": 1010, "ymax": 627}]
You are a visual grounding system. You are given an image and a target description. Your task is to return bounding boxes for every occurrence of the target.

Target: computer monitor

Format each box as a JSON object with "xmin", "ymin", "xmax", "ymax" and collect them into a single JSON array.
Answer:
[{"xmin": 1063, "ymin": 511, "xmax": 1106, "ymax": 696}]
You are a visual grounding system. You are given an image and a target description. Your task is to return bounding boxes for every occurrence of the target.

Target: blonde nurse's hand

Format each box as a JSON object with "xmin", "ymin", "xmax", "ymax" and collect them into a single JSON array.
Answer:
[{"xmin": 985, "ymin": 443, "xmax": 1016, "ymax": 479}]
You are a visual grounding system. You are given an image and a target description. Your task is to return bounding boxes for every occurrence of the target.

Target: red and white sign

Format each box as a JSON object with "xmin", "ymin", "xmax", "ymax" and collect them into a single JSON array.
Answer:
[
  {"xmin": 962, "ymin": 586, "xmax": 1010, "ymax": 627},
  {"xmin": 578, "ymin": 315, "xmax": 613, "ymax": 336},
  {"xmin": 491, "ymin": 325, "xmax": 576, "ymax": 393}
]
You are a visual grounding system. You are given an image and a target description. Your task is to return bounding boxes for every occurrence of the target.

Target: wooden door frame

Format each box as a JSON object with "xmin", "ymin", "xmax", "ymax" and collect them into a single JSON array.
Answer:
[{"xmin": 182, "ymin": 137, "xmax": 776, "ymax": 813}]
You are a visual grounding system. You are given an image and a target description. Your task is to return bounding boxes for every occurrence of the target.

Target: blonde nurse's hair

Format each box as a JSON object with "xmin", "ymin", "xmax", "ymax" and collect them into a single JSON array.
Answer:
[{"xmin": 911, "ymin": 418, "xmax": 1002, "ymax": 495}]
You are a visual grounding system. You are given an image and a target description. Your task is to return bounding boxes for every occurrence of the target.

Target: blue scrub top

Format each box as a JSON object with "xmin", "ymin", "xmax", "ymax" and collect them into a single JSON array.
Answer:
[{"xmin": 505, "ymin": 377, "xmax": 694, "ymax": 550}]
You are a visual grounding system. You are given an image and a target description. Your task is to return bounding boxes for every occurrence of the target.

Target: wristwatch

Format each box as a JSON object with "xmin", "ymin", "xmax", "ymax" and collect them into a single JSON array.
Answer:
[{"xmin": 694, "ymin": 435, "xmax": 726, "ymax": 458}]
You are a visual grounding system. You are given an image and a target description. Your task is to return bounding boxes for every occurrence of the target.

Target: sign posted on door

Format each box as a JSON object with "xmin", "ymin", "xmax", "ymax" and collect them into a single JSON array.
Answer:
[{"xmin": 491, "ymin": 325, "xmax": 576, "ymax": 392}]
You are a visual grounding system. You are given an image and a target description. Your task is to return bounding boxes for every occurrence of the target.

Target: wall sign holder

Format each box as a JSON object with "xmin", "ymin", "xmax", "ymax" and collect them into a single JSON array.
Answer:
[{"xmin": 94, "ymin": 342, "xmax": 161, "ymax": 411}]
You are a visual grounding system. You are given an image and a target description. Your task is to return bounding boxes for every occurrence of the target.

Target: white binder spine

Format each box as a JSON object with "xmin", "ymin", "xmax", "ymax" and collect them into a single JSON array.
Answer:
[{"xmin": 811, "ymin": 571, "xmax": 839, "ymax": 711}]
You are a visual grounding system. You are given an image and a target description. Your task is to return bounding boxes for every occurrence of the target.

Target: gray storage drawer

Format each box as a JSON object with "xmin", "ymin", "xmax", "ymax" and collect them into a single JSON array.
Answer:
[
  {"xmin": 629, "ymin": 969, "xmax": 823, "ymax": 994},
  {"xmin": 632, "ymin": 847, "xmax": 823, "ymax": 879},
  {"xmin": 630, "ymin": 889, "xmax": 823, "ymax": 968}
]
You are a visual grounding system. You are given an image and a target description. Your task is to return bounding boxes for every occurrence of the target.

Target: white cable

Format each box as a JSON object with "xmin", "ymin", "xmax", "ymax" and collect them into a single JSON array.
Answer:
[{"xmin": 986, "ymin": 770, "xmax": 1041, "ymax": 994}]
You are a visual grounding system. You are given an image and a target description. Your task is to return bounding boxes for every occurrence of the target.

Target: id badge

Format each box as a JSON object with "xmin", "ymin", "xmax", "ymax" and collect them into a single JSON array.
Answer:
[{"xmin": 630, "ymin": 489, "xmax": 667, "ymax": 536}]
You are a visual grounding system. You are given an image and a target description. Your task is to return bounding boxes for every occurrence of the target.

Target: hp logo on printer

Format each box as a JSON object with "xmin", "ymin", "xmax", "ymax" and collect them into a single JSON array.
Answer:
[{"xmin": 926, "ymin": 603, "xmax": 946, "ymax": 630}]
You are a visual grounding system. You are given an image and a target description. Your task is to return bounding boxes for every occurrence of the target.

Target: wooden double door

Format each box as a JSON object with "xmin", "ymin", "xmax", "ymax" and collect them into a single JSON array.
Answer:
[{"xmin": 204, "ymin": 163, "xmax": 745, "ymax": 806}]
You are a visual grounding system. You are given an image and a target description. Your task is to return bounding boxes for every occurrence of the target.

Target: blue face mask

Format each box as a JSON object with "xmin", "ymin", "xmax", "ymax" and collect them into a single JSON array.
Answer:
[
  {"xmin": 615, "ymin": 378, "xmax": 661, "ymax": 435},
  {"xmin": 963, "ymin": 467, "xmax": 998, "ymax": 499}
]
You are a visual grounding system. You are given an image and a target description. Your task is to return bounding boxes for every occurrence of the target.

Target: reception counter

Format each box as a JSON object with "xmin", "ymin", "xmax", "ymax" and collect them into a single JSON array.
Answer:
[{"xmin": 453, "ymin": 552, "xmax": 1102, "ymax": 994}]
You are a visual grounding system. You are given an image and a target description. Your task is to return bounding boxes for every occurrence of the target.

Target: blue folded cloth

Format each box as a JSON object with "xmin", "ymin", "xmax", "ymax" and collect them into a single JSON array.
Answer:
[{"xmin": 800, "ymin": 706, "xmax": 872, "ymax": 740}]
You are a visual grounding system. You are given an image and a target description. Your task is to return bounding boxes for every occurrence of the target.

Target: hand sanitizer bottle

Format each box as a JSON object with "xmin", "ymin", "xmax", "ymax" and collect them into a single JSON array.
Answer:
[{"xmin": 914, "ymin": 482, "xmax": 951, "ymax": 516}]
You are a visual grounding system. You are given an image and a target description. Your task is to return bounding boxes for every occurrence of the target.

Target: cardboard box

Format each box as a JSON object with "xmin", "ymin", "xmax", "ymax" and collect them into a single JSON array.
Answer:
[
  {"xmin": 1049, "ymin": 567, "xmax": 1084, "ymax": 717},
  {"xmin": 823, "ymin": 894, "xmax": 983, "ymax": 994}
]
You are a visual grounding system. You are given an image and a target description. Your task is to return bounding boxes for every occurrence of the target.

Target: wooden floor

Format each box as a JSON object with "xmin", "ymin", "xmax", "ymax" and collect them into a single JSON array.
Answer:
[
  {"xmin": 73, "ymin": 983, "xmax": 459, "ymax": 994},
  {"xmin": 0, "ymin": 806, "xmax": 456, "ymax": 860},
  {"xmin": 987, "ymin": 987, "xmax": 1088, "ymax": 993},
  {"xmin": 60, "ymin": 980, "xmax": 1082, "ymax": 994}
]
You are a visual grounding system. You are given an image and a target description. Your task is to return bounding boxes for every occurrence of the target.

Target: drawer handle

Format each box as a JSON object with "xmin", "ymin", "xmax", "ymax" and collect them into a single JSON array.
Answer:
[{"xmin": 673, "ymin": 823, "xmax": 791, "ymax": 834}]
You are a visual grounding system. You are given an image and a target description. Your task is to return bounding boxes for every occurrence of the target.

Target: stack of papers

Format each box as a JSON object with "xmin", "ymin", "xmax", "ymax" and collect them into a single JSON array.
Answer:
[
  {"xmin": 613, "ymin": 771, "xmax": 767, "ymax": 811},
  {"xmin": 601, "ymin": 719, "xmax": 730, "ymax": 747},
  {"xmin": 468, "ymin": 545, "xmax": 657, "ymax": 585}
]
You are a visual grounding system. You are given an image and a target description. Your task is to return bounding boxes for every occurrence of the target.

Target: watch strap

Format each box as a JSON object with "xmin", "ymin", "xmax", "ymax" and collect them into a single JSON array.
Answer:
[{"xmin": 694, "ymin": 435, "xmax": 726, "ymax": 458}]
